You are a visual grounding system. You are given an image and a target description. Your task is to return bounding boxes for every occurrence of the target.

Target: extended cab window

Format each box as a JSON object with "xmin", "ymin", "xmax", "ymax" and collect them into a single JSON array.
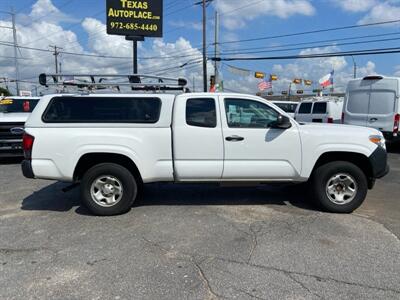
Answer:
[
  {"xmin": 298, "ymin": 103, "xmax": 312, "ymax": 114},
  {"xmin": 312, "ymin": 102, "xmax": 327, "ymax": 114},
  {"xmin": 225, "ymin": 98, "xmax": 279, "ymax": 128},
  {"xmin": 186, "ymin": 98, "xmax": 217, "ymax": 128},
  {"xmin": 42, "ymin": 97, "xmax": 161, "ymax": 123}
]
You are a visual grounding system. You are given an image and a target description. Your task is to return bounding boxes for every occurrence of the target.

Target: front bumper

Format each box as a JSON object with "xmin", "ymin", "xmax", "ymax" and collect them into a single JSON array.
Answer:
[
  {"xmin": 369, "ymin": 146, "xmax": 389, "ymax": 179},
  {"xmin": 21, "ymin": 160, "xmax": 35, "ymax": 179}
]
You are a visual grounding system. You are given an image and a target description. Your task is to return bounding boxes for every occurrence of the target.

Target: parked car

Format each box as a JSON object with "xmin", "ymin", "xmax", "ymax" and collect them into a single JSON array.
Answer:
[
  {"xmin": 21, "ymin": 90, "xmax": 389, "ymax": 216},
  {"xmin": 294, "ymin": 97, "xmax": 344, "ymax": 123},
  {"xmin": 271, "ymin": 101, "xmax": 298, "ymax": 118},
  {"xmin": 0, "ymin": 96, "xmax": 40, "ymax": 158},
  {"xmin": 343, "ymin": 75, "xmax": 399, "ymax": 142}
]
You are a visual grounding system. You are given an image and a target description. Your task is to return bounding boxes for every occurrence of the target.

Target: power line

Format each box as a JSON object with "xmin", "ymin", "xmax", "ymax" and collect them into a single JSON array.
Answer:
[
  {"xmin": 212, "ymin": 47, "xmax": 400, "ymax": 61},
  {"xmin": 219, "ymin": 36, "xmax": 400, "ymax": 56},
  {"xmin": 218, "ymin": 19, "xmax": 400, "ymax": 45},
  {"xmin": 220, "ymin": 31, "xmax": 400, "ymax": 53}
]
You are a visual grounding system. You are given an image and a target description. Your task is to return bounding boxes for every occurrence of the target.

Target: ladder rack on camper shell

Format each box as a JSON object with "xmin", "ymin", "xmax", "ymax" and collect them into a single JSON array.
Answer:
[{"xmin": 38, "ymin": 73, "xmax": 189, "ymax": 93}]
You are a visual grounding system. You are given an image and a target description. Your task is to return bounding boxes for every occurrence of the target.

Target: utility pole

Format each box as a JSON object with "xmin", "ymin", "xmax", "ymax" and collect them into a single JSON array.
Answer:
[
  {"xmin": 202, "ymin": 0, "xmax": 207, "ymax": 92},
  {"xmin": 195, "ymin": 0, "xmax": 213, "ymax": 92},
  {"xmin": 214, "ymin": 11, "xmax": 219, "ymax": 85},
  {"xmin": 59, "ymin": 62, "xmax": 62, "ymax": 74},
  {"xmin": 133, "ymin": 41, "xmax": 138, "ymax": 74},
  {"xmin": 0, "ymin": 8, "xmax": 19, "ymax": 95},
  {"xmin": 49, "ymin": 45, "xmax": 62, "ymax": 73},
  {"xmin": 11, "ymin": 8, "xmax": 20, "ymax": 95}
]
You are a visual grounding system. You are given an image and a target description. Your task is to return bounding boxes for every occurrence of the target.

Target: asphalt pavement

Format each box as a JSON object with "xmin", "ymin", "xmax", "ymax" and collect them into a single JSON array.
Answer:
[{"xmin": 0, "ymin": 149, "xmax": 399, "ymax": 299}]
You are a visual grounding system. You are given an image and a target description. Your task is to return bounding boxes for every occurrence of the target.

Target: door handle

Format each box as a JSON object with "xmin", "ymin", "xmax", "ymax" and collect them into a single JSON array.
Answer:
[
  {"xmin": 369, "ymin": 118, "xmax": 378, "ymax": 122},
  {"xmin": 225, "ymin": 135, "xmax": 244, "ymax": 142}
]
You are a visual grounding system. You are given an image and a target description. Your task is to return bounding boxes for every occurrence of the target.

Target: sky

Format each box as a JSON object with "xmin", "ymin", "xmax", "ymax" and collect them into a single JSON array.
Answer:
[{"xmin": 0, "ymin": 0, "xmax": 400, "ymax": 95}]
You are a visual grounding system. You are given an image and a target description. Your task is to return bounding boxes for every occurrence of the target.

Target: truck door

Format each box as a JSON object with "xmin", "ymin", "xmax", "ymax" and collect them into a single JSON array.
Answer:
[
  {"xmin": 366, "ymin": 78, "xmax": 398, "ymax": 133},
  {"xmin": 367, "ymin": 90, "xmax": 396, "ymax": 132},
  {"xmin": 172, "ymin": 95, "xmax": 224, "ymax": 180},
  {"xmin": 220, "ymin": 96, "xmax": 302, "ymax": 180},
  {"xmin": 345, "ymin": 90, "xmax": 370, "ymax": 127}
]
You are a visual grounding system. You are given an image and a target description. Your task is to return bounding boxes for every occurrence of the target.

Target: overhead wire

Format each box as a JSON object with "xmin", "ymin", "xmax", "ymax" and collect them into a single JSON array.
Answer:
[{"xmin": 212, "ymin": 47, "xmax": 400, "ymax": 61}]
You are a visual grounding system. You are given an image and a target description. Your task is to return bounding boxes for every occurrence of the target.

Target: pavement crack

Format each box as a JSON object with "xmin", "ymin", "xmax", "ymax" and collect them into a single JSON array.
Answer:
[
  {"xmin": 193, "ymin": 259, "xmax": 221, "ymax": 300},
  {"xmin": 247, "ymin": 223, "xmax": 260, "ymax": 264},
  {"xmin": 233, "ymin": 287, "xmax": 267, "ymax": 300},
  {"xmin": 287, "ymin": 273, "xmax": 322, "ymax": 299},
  {"xmin": 0, "ymin": 247, "xmax": 42, "ymax": 255},
  {"xmin": 141, "ymin": 237, "xmax": 226, "ymax": 299},
  {"xmin": 213, "ymin": 256, "xmax": 400, "ymax": 295}
]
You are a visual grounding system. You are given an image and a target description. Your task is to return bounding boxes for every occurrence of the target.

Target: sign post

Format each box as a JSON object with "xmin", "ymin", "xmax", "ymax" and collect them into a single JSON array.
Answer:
[{"xmin": 106, "ymin": 0, "xmax": 163, "ymax": 74}]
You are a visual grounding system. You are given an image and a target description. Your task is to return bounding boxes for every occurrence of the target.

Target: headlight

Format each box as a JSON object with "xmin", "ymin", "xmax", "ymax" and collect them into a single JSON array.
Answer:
[{"xmin": 369, "ymin": 135, "xmax": 386, "ymax": 149}]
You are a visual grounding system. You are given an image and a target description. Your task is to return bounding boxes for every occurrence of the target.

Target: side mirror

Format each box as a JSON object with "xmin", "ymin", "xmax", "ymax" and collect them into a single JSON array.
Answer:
[{"xmin": 270, "ymin": 114, "xmax": 292, "ymax": 129}]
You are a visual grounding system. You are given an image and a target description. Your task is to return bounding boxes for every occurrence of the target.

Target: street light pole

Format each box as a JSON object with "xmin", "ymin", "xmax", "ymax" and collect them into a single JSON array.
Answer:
[{"xmin": 351, "ymin": 55, "xmax": 357, "ymax": 79}]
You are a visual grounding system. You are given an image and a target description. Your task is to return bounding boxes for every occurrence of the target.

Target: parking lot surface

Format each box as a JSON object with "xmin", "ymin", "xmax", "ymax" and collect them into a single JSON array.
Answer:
[{"xmin": 0, "ymin": 150, "xmax": 399, "ymax": 300}]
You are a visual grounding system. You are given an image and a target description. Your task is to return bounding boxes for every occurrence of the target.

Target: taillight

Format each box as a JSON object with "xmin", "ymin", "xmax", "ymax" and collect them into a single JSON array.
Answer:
[
  {"xmin": 22, "ymin": 133, "xmax": 34, "ymax": 160},
  {"xmin": 341, "ymin": 112, "xmax": 345, "ymax": 124},
  {"xmin": 327, "ymin": 117, "xmax": 333, "ymax": 123},
  {"xmin": 394, "ymin": 114, "xmax": 400, "ymax": 136}
]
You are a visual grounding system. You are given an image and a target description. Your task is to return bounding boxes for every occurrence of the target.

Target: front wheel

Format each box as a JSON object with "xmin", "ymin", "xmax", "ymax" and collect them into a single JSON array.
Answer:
[
  {"xmin": 311, "ymin": 161, "xmax": 368, "ymax": 213},
  {"xmin": 81, "ymin": 163, "xmax": 137, "ymax": 216}
]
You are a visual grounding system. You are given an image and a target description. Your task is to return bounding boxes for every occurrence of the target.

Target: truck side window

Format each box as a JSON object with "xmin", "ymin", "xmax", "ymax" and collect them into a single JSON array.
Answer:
[
  {"xmin": 224, "ymin": 98, "xmax": 278, "ymax": 128},
  {"xmin": 42, "ymin": 97, "xmax": 161, "ymax": 123},
  {"xmin": 186, "ymin": 98, "xmax": 217, "ymax": 128},
  {"xmin": 298, "ymin": 103, "xmax": 312, "ymax": 114},
  {"xmin": 312, "ymin": 102, "xmax": 327, "ymax": 114}
]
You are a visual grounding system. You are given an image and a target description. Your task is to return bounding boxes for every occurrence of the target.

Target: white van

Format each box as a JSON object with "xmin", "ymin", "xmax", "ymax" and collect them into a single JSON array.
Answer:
[
  {"xmin": 271, "ymin": 101, "xmax": 298, "ymax": 118},
  {"xmin": 294, "ymin": 97, "xmax": 344, "ymax": 124},
  {"xmin": 343, "ymin": 76, "xmax": 400, "ymax": 142}
]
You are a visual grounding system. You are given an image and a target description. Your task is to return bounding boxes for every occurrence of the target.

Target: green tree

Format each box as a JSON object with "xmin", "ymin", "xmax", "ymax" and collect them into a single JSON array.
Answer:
[{"xmin": 0, "ymin": 87, "xmax": 12, "ymax": 96}]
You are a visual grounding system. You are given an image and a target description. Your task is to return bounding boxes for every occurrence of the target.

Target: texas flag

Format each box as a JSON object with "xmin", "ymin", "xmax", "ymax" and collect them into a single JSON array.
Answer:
[{"xmin": 319, "ymin": 70, "xmax": 334, "ymax": 88}]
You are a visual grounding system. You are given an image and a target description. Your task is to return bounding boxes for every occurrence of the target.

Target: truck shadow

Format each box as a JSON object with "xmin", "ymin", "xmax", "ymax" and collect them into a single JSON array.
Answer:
[
  {"xmin": 21, "ymin": 182, "xmax": 318, "ymax": 215},
  {"xmin": 21, "ymin": 182, "xmax": 81, "ymax": 213}
]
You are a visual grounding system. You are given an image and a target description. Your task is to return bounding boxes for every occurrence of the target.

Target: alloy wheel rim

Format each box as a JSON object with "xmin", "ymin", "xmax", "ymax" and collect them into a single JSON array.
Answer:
[
  {"xmin": 325, "ymin": 173, "xmax": 357, "ymax": 205},
  {"xmin": 90, "ymin": 175, "xmax": 123, "ymax": 207}
]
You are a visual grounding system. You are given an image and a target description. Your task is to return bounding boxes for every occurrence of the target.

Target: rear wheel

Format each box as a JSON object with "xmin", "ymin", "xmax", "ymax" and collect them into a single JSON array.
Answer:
[
  {"xmin": 311, "ymin": 161, "xmax": 368, "ymax": 213},
  {"xmin": 81, "ymin": 163, "xmax": 137, "ymax": 216}
]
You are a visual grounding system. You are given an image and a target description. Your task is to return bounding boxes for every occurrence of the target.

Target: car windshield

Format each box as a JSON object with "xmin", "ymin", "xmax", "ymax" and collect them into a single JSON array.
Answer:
[
  {"xmin": 0, "ymin": 98, "xmax": 39, "ymax": 113},
  {"xmin": 274, "ymin": 103, "xmax": 298, "ymax": 113}
]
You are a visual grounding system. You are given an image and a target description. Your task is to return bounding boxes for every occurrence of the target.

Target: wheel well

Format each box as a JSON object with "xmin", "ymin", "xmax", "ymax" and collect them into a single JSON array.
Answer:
[
  {"xmin": 73, "ymin": 153, "xmax": 142, "ymax": 184},
  {"xmin": 313, "ymin": 152, "xmax": 373, "ymax": 180}
]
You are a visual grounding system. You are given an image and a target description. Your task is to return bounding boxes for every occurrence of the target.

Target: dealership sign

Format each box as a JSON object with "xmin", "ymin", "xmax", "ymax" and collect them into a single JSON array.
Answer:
[{"xmin": 106, "ymin": 0, "xmax": 163, "ymax": 37}]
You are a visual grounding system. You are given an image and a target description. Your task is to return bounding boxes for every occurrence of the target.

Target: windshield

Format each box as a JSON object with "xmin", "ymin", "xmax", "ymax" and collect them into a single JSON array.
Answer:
[
  {"xmin": 0, "ymin": 98, "xmax": 39, "ymax": 113},
  {"xmin": 274, "ymin": 102, "xmax": 298, "ymax": 113}
]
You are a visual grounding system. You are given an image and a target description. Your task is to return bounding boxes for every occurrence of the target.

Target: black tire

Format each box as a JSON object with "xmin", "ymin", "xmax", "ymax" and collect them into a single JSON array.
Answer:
[
  {"xmin": 80, "ymin": 163, "xmax": 137, "ymax": 216},
  {"xmin": 311, "ymin": 161, "xmax": 368, "ymax": 213}
]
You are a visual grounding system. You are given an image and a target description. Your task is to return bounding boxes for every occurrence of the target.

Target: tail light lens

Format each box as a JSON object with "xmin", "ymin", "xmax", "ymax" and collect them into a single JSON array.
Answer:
[
  {"xmin": 394, "ymin": 114, "xmax": 400, "ymax": 136},
  {"xmin": 341, "ymin": 112, "xmax": 345, "ymax": 124},
  {"xmin": 22, "ymin": 133, "xmax": 34, "ymax": 160},
  {"xmin": 327, "ymin": 117, "xmax": 333, "ymax": 123}
]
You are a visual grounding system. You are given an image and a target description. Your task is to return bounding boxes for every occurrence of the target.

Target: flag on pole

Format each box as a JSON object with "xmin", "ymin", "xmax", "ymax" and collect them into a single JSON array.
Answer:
[
  {"xmin": 258, "ymin": 79, "xmax": 272, "ymax": 91},
  {"xmin": 319, "ymin": 71, "xmax": 334, "ymax": 88}
]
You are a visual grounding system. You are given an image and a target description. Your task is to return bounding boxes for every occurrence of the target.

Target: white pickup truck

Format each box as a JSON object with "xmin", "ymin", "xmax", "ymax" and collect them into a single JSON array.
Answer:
[{"xmin": 21, "ymin": 92, "xmax": 389, "ymax": 215}]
